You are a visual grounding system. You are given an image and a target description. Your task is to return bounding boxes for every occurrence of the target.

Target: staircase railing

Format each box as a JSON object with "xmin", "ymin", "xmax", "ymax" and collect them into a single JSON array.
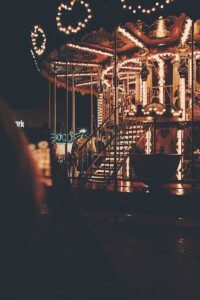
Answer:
[
  {"xmin": 78, "ymin": 92, "xmax": 134, "ymax": 176},
  {"xmin": 111, "ymin": 122, "xmax": 154, "ymax": 182},
  {"xmin": 105, "ymin": 119, "xmax": 150, "ymax": 184},
  {"xmin": 80, "ymin": 118, "xmax": 151, "ymax": 185},
  {"xmin": 80, "ymin": 118, "xmax": 129, "ymax": 179}
]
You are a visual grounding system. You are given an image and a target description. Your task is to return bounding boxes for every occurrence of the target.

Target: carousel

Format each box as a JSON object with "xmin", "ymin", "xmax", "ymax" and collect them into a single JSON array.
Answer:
[{"xmin": 39, "ymin": 13, "xmax": 200, "ymax": 187}]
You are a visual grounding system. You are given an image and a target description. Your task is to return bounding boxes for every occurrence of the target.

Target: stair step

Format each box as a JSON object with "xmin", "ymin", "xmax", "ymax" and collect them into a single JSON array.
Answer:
[
  {"xmin": 109, "ymin": 148, "xmax": 130, "ymax": 152},
  {"xmin": 110, "ymin": 142, "xmax": 135, "ymax": 147},
  {"xmin": 92, "ymin": 166, "xmax": 112, "ymax": 170},
  {"xmin": 110, "ymin": 146, "xmax": 129, "ymax": 149},
  {"xmin": 109, "ymin": 151, "xmax": 129, "ymax": 155},
  {"xmin": 89, "ymin": 176, "xmax": 109, "ymax": 181},
  {"xmin": 125, "ymin": 126, "xmax": 143, "ymax": 130},
  {"xmin": 105, "ymin": 156, "xmax": 125, "ymax": 161},
  {"xmin": 116, "ymin": 139, "xmax": 135, "ymax": 142},
  {"xmin": 124, "ymin": 128, "xmax": 143, "ymax": 131},
  {"xmin": 95, "ymin": 170, "xmax": 110, "ymax": 174},
  {"xmin": 89, "ymin": 173, "xmax": 108, "ymax": 178},
  {"xmin": 120, "ymin": 133, "xmax": 142, "ymax": 137}
]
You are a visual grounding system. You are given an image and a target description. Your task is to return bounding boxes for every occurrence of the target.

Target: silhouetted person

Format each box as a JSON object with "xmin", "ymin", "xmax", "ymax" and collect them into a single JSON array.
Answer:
[
  {"xmin": 0, "ymin": 99, "xmax": 42, "ymax": 299},
  {"xmin": 36, "ymin": 139, "xmax": 129, "ymax": 300}
]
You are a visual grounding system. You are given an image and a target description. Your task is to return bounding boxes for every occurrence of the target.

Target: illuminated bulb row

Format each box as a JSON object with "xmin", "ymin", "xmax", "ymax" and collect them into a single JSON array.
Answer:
[
  {"xmin": 101, "ymin": 58, "xmax": 141, "ymax": 89},
  {"xmin": 142, "ymin": 81, "xmax": 148, "ymax": 106},
  {"xmin": 120, "ymin": 0, "xmax": 174, "ymax": 15},
  {"xmin": 176, "ymin": 130, "xmax": 184, "ymax": 180},
  {"xmin": 56, "ymin": 0, "xmax": 92, "ymax": 35},
  {"xmin": 188, "ymin": 58, "xmax": 192, "ymax": 88},
  {"xmin": 76, "ymin": 81, "xmax": 98, "ymax": 87},
  {"xmin": 142, "ymin": 107, "xmax": 166, "ymax": 115},
  {"xmin": 98, "ymin": 94, "xmax": 103, "ymax": 127},
  {"xmin": 171, "ymin": 109, "xmax": 182, "ymax": 117},
  {"xmin": 57, "ymin": 73, "xmax": 98, "ymax": 78},
  {"xmin": 31, "ymin": 50, "xmax": 41, "ymax": 72},
  {"xmin": 156, "ymin": 55, "xmax": 165, "ymax": 104},
  {"xmin": 118, "ymin": 26, "xmax": 144, "ymax": 48},
  {"xmin": 67, "ymin": 43, "xmax": 113, "ymax": 57},
  {"xmin": 107, "ymin": 71, "xmax": 138, "ymax": 76},
  {"xmin": 31, "ymin": 25, "xmax": 46, "ymax": 56},
  {"xmin": 180, "ymin": 77, "xmax": 186, "ymax": 120},
  {"xmin": 146, "ymin": 131, "xmax": 152, "ymax": 154},
  {"xmin": 119, "ymin": 66, "xmax": 140, "ymax": 70},
  {"xmin": 54, "ymin": 61, "xmax": 99, "ymax": 67},
  {"xmin": 181, "ymin": 18, "xmax": 192, "ymax": 46},
  {"xmin": 119, "ymin": 58, "xmax": 140, "ymax": 67},
  {"xmin": 119, "ymin": 76, "xmax": 136, "ymax": 80},
  {"xmin": 140, "ymin": 76, "xmax": 143, "ymax": 104}
]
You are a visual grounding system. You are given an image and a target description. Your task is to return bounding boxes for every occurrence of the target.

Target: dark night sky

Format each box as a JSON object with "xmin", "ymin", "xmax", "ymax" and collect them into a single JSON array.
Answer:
[{"xmin": 0, "ymin": 0, "xmax": 198, "ymax": 127}]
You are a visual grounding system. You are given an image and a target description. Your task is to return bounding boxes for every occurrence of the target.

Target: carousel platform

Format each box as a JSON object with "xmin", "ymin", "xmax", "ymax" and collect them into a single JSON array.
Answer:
[{"xmin": 73, "ymin": 180, "xmax": 200, "ymax": 225}]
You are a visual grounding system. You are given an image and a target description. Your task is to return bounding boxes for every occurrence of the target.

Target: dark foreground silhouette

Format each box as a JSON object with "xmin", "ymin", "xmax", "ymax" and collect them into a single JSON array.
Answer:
[
  {"xmin": 19, "ymin": 162, "xmax": 128, "ymax": 299},
  {"xmin": 0, "ymin": 99, "xmax": 127, "ymax": 299},
  {"xmin": 0, "ymin": 99, "xmax": 42, "ymax": 299}
]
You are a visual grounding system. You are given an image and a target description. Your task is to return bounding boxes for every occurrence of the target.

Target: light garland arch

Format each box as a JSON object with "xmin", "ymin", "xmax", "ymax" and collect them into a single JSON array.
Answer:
[
  {"xmin": 56, "ymin": 0, "xmax": 93, "ymax": 35},
  {"xmin": 120, "ymin": 0, "xmax": 174, "ymax": 15},
  {"xmin": 31, "ymin": 25, "xmax": 47, "ymax": 56}
]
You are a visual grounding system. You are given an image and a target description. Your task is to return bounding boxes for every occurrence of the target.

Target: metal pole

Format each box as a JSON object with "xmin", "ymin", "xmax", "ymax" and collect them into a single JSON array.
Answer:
[
  {"xmin": 48, "ymin": 80, "xmax": 51, "ymax": 131},
  {"xmin": 90, "ymin": 69, "xmax": 94, "ymax": 135},
  {"xmin": 54, "ymin": 72, "xmax": 57, "ymax": 144},
  {"xmin": 72, "ymin": 67, "xmax": 76, "ymax": 141},
  {"xmin": 66, "ymin": 61, "xmax": 69, "ymax": 167},
  {"xmin": 191, "ymin": 20, "xmax": 195, "ymax": 179},
  {"xmin": 127, "ymin": 73, "xmax": 130, "ymax": 95},
  {"xmin": 153, "ymin": 117, "xmax": 157, "ymax": 154},
  {"xmin": 114, "ymin": 29, "xmax": 118, "ymax": 191}
]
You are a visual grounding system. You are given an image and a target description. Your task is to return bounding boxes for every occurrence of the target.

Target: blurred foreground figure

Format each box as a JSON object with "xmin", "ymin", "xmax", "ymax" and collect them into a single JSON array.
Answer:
[{"xmin": 0, "ymin": 99, "xmax": 42, "ymax": 299}]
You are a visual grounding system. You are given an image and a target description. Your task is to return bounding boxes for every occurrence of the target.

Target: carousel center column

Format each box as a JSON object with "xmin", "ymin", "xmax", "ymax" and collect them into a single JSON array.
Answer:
[
  {"xmin": 172, "ymin": 59, "xmax": 180, "ymax": 101},
  {"xmin": 135, "ymin": 73, "xmax": 141, "ymax": 106},
  {"xmin": 188, "ymin": 53, "xmax": 197, "ymax": 92},
  {"xmin": 147, "ymin": 64, "xmax": 153, "ymax": 103},
  {"xmin": 140, "ymin": 48, "xmax": 150, "ymax": 107},
  {"xmin": 140, "ymin": 49, "xmax": 151, "ymax": 154},
  {"xmin": 178, "ymin": 45, "xmax": 189, "ymax": 121}
]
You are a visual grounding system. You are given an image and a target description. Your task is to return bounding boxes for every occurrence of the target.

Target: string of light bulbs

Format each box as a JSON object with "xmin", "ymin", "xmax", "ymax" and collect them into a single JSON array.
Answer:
[
  {"xmin": 120, "ymin": 0, "xmax": 174, "ymax": 15},
  {"xmin": 66, "ymin": 43, "xmax": 113, "ymax": 57},
  {"xmin": 56, "ymin": 0, "xmax": 92, "ymax": 35},
  {"xmin": 30, "ymin": 50, "xmax": 41, "ymax": 72},
  {"xmin": 31, "ymin": 25, "xmax": 47, "ymax": 56}
]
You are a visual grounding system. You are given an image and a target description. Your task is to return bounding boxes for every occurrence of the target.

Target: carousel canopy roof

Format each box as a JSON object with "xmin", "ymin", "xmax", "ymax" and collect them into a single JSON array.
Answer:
[{"xmin": 42, "ymin": 14, "xmax": 200, "ymax": 95}]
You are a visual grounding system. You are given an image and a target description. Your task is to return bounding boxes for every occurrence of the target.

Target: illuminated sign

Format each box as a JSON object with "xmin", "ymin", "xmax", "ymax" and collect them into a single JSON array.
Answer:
[
  {"xmin": 50, "ymin": 129, "xmax": 88, "ymax": 144},
  {"xmin": 15, "ymin": 120, "xmax": 25, "ymax": 128}
]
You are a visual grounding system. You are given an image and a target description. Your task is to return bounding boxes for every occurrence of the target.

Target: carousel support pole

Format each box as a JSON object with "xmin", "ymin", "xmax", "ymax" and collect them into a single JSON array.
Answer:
[
  {"xmin": 114, "ymin": 28, "xmax": 118, "ymax": 192},
  {"xmin": 191, "ymin": 19, "xmax": 195, "ymax": 179},
  {"xmin": 72, "ymin": 67, "xmax": 76, "ymax": 142},
  {"xmin": 135, "ymin": 73, "xmax": 140, "ymax": 105},
  {"xmin": 90, "ymin": 69, "xmax": 94, "ymax": 135},
  {"xmin": 48, "ymin": 80, "xmax": 51, "ymax": 132},
  {"xmin": 65, "ymin": 61, "xmax": 69, "ymax": 170},
  {"xmin": 127, "ymin": 73, "xmax": 130, "ymax": 95},
  {"xmin": 53, "ymin": 71, "xmax": 57, "ymax": 145},
  {"xmin": 153, "ymin": 117, "xmax": 157, "ymax": 155},
  {"xmin": 51, "ymin": 68, "xmax": 57, "ymax": 184}
]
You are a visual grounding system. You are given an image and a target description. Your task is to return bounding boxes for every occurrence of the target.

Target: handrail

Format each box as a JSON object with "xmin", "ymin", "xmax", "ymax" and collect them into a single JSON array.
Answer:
[
  {"xmin": 106, "ymin": 120, "xmax": 149, "ymax": 182},
  {"xmin": 79, "ymin": 92, "xmax": 133, "ymax": 152},
  {"xmin": 106, "ymin": 122, "xmax": 153, "ymax": 184},
  {"xmin": 81, "ymin": 118, "xmax": 129, "ymax": 178}
]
